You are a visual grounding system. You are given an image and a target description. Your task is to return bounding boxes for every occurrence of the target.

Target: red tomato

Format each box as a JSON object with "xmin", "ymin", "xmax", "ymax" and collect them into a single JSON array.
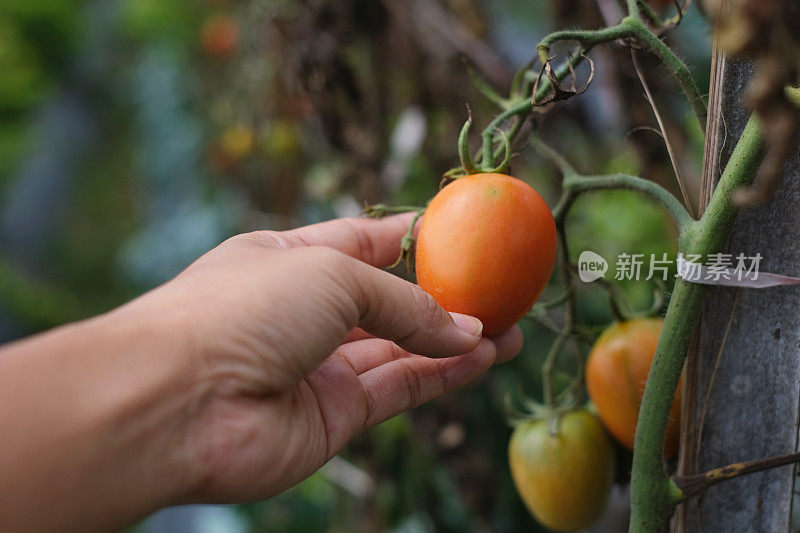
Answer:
[
  {"xmin": 415, "ymin": 173, "xmax": 557, "ymax": 336},
  {"xmin": 201, "ymin": 15, "xmax": 239, "ymax": 59},
  {"xmin": 586, "ymin": 318, "xmax": 682, "ymax": 457}
]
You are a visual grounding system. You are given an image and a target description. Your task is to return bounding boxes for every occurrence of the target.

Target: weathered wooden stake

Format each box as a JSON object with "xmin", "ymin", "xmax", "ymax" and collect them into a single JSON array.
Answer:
[{"xmin": 676, "ymin": 30, "xmax": 800, "ymax": 533}]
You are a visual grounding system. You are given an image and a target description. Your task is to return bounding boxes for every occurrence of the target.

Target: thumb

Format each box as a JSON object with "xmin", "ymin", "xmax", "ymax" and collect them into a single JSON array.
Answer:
[{"xmin": 336, "ymin": 253, "xmax": 483, "ymax": 357}]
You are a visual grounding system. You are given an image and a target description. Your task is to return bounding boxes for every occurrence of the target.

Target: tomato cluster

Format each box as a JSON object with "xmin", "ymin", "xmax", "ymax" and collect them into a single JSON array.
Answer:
[{"xmin": 415, "ymin": 172, "xmax": 678, "ymax": 531}]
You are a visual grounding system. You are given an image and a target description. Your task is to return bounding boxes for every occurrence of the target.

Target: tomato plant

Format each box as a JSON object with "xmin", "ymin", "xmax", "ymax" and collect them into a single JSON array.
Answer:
[
  {"xmin": 373, "ymin": 0, "xmax": 798, "ymax": 527},
  {"xmin": 509, "ymin": 409, "xmax": 615, "ymax": 532},
  {"xmin": 415, "ymin": 173, "xmax": 557, "ymax": 336},
  {"xmin": 586, "ymin": 318, "xmax": 682, "ymax": 457}
]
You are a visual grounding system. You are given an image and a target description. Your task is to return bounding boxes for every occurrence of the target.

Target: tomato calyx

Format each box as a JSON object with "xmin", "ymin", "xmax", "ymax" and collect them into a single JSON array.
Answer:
[
  {"xmin": 363, "ymin": 204, "xmax": 426, "ymax": 270},
  {"xmin": 505, "ymin": 392, "xmax": 586, "ymax": 438},
  {"xmin": 445, "ymin": 109, "xmax": 512, "ymax": 180}
]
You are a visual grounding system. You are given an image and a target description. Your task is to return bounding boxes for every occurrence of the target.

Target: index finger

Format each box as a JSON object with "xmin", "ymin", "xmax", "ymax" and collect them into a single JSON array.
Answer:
[{"xmin": 277, "ymin": 213, "xmax": 419, "ymax": 267}]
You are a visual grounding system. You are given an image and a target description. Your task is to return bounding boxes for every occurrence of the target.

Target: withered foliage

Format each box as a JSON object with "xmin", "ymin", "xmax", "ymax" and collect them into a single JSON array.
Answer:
[{"xmin": 707, "ymin": 0, "xmax": 800, "ymax": 205}]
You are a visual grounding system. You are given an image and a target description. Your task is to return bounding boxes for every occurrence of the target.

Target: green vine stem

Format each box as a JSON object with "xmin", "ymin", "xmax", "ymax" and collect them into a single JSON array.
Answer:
[
  {"xmin": 480, "ymin": 50, "xmax": 589, "ymax": 168},
  {"xmin": 558, "ymin": 174, "xmax": 694, "ymax": 230},
  {"xmin": 467, "ymin": 66, "xmax": 508, "ymax": 109},
  {"xmin": 475, "ymin": 0, "xmax": 704, "ymax": 172},
  {"xmin": 637, "ymin": 1, "xmax": 663, "ymax": 27},
  {"xmin": 536, "ymin": 23, "xmax": 633, "ymax": 65},
  {"xmin": 481, "ymin": 100, "xmax": 530, "ymax": 168},
  {"xmin": 625, "ymin": 17, "xmax": 707, "ymax": 132},
  {"xmin": 629, "ymin": 115, "xmax": 765, "ymax": 532},
  {"xmin": 533, "ymin": 135, "xmax": 693, "ymax": 231},
  {"xmin": 542, "ymin": 332, "xmax": 569, "ymax": 408},
  {"xmin": 363, "ymin": 204, "xmax": 426, "ymax": 217},
  {"xmin": 536, "ymin": 16, "xmax": 707, "ymax": 133}
]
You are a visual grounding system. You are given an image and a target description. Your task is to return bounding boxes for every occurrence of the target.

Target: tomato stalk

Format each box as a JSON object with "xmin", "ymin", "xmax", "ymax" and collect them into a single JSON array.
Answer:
[
  {"xmin": 624, "ymin": 17, "xmax": 707, "ymax": 132},
  {"xmin": 537, "ymin": 133, "xmax": 693, "ymax": 233},
  {"xmin": 636, "ymin": 1, "xmax": 664, "ymax": 28},
  {"xmin": 559, "ymin": 174, "xmax": 694, "ymax": 230},
  {"xmin": 539, "ymin": 192, "xmax": 584, "ymax": 416},
  {"xmin": 629, "ymin": 115, "xmax": 765, "ymax": 532},
  {"xmin": 536, "ymin": 23, "xmax": 635, "ymax": 66},
  {"xmin": 467, "ymin": 0, "xmax": 704, "ymax": 174},
  {"xmin": 363, "ymin": 204, "xmax": 426, "ymax": 217},
  {"xmin": 541, "ymin": 332, "xmax": 569, "ymax": 410},
  {"xmin": 479, "ymin": 49, "xmax": 588, "ymax": 169},
  {"xmin": 536, "ymin": 16, "xmax": 707, "ymax": 133}
]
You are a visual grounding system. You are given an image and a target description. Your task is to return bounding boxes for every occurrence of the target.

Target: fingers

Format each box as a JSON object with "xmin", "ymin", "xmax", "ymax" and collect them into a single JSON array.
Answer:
[
  {"xmin": 342, "ymin": 328, "xmax": 372, "ymax": 344},
  {"xmin": 358, "ymin": 338, "xmax": 497, "ymax": 428},
  {"xmin": 335, "ymin": 324, "xmax": 523, "ymax": 374},
  {"xmin": 270, "ymin": 213, "xmax": 419, "ymax": 267},
  {"xmin": 334, "ymin": 338, "xmax": 410, "ymax": 375},
  {"xmin": 336, "ymin": 256, "xmax": 483, "ymax": 357},
  {"xmin": 491, "ymin": 325, "xmax": 524, "ymax": 363},
  {"xmin": 309, "ymin": 327, "xmax": 522, "ymax": 456}
]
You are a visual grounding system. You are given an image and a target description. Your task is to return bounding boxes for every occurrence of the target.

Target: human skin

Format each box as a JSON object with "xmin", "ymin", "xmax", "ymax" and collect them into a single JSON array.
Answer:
[{"xmin": 0, "ymin": 213, "xmax": 522, "ymax": 532}]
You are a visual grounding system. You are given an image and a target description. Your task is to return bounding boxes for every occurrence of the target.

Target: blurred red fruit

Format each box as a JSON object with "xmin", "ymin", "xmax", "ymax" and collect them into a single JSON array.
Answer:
[{"xmin": 201, "ymin": 15, "xmax": 239, "ymax": 59}]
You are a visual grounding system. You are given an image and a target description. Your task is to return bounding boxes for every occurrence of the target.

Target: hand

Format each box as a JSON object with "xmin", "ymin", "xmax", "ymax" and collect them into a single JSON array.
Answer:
[
  {"xmin": 0, "ymin": 214, "xmax": 522, "ymax": 531},
  {"xmin": 145, "ymin": 213, "xmax": 523, "ymax": 503}
]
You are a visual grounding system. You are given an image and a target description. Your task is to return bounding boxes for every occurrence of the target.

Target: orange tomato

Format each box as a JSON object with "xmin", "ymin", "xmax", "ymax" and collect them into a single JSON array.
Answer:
[
  {"xmin": 509, "ymin": 410, "xmax": 615, "ymax": 532},
  {"xmin": 201, "ymin": 15, "xmax": 239, "ymax": 59},
  {"xmin": 415, "ymin": 173, "xmax": 557, "ymax": 336},
  {"xmin": 586, "ymin": 318, "xmax": 682, "ymax": 457}
]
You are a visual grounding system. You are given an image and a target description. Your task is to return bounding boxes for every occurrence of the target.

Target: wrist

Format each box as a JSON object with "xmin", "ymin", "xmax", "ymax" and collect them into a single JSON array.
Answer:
[
  {"xmin": 96, "ymin": 293, "xmax": 204, "ymax": 507},
  {"xmin": 0, "ymin": 294, "xmax": 200, "ymax": 530}
]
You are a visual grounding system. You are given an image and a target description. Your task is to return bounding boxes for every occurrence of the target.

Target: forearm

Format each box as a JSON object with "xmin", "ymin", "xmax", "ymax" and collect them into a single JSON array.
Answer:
[{"xmin": 0, "ymin": 298, "xmax": 196, "ymax": 531}]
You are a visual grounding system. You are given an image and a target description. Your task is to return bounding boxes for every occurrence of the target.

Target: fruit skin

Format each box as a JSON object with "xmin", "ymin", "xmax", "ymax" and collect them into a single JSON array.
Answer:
[
  {"xmin": 586, "ymin": 317, "xmax": 682, "ymax": 457},
  {"xmin": 415, "ymin": 173, "xmax": 557, "ymax": 336},
  {"xmin": 509, "ymin": 410, "xmax": 615, "ymax": 532}
]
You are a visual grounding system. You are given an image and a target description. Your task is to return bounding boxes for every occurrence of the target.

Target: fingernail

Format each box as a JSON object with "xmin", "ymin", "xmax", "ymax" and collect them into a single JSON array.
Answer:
[{"xmin": 450, "ymin": 312, "xmax": 483, "ymax": 339}]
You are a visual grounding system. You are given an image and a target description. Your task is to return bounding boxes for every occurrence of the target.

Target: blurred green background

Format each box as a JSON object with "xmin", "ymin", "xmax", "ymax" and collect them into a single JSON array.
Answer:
[{"xmin": 0, "ymin": 0, "xmax": 710, "ymax": 531}]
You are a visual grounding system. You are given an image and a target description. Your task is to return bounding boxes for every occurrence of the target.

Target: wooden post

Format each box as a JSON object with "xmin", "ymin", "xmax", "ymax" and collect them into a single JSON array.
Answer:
[{"xmin": 676, "ymin": 32, "xmax": 800, "ymax": 533}]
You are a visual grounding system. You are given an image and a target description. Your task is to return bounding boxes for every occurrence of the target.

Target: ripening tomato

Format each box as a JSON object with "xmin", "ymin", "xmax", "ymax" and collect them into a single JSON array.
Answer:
[
  {"xmin": 586, "ymin": 318, "xmax": 682, "ymax": 457},
  {"xmin": 415, "ymin": 173, "xmax": 557, "ymax": 336},
  {"xmin": 201, "ymin": 15, "xmax": 239, "ymax": 59},
  {"xmin": 509, "ymin": 410, "xmax": 615, "ymax": 532}
]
